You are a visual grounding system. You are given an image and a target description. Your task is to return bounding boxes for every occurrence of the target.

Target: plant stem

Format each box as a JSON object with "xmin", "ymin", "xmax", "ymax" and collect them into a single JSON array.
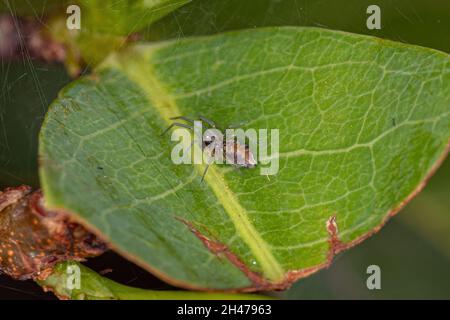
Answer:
[{"xmin": 37, "ymin": 261, "xmax": 273, "ymax": 300}]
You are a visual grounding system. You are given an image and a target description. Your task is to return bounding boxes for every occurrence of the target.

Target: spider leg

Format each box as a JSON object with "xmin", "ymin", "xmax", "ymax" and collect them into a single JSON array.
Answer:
[
  {"xmin": 200, "ymin": 146, "xmax": 218, "ymax": 182},
  {"xmin": 201, "ymin": 163, "xmax": 210, "ymax": 182},
  {"xmin": 161, "ymin": 122, "xmax": 193, "ymax": 136},
  {"xmin": 170, "ymin": 116, "xmax": 195, "ymax": 124},
  {"xmin": 184, "ymin": 138, "xmax": 195, "ymax": 154},
  {"xmin": 198, "ymin": 115, "xmax": 216, "ymax": 128}
]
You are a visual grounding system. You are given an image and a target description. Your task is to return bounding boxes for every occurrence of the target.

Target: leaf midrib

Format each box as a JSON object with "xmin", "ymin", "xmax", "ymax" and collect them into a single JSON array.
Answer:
[{"xmin": 101, "ymin": 47, "xmax": 285, "ymax": 282}]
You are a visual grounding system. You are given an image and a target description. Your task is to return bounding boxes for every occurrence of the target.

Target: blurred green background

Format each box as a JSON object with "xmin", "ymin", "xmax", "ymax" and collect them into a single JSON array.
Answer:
[{"xmin": 1, "ymin": 0, "xmax": 449, "ymax": 299}]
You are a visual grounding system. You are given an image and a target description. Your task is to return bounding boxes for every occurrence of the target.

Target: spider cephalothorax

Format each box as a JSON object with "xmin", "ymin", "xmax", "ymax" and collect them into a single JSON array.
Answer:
[{"xmin": 162, "ymin": 116, "xmax": 257, "ymax": 180}]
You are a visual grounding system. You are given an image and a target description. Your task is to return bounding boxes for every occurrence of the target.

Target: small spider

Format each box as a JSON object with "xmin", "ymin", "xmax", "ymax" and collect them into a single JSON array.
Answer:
[{"xmin": 162, "ymin": 116, "xmax": 257, "ymax": 181}]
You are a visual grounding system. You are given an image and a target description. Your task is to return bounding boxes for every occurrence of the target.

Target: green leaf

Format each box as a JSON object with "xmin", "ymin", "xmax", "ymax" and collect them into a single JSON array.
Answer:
[
  {"xmin": 47, "ymin": 0, "xmax": 192, "ymax": 69},
  {"xmin": 78, "ymin": 0, "xmax": 192, "ymax": 36},
  {"xmin": 37, "ymin": 262, "xmax": 270, "ymax": 300},
  {"xmin": 39, "ymin": 27, "xmax": 450, "ymax": 291},
  {"xmin": 0, "ymin": 0, "xmax": 66, "ymax": 15}
]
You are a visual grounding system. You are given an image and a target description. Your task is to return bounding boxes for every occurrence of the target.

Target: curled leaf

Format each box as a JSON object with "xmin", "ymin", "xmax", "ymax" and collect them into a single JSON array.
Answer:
[{"xmin": 0, "ymin": 186, "xmax": 106, "ymax": 280}]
